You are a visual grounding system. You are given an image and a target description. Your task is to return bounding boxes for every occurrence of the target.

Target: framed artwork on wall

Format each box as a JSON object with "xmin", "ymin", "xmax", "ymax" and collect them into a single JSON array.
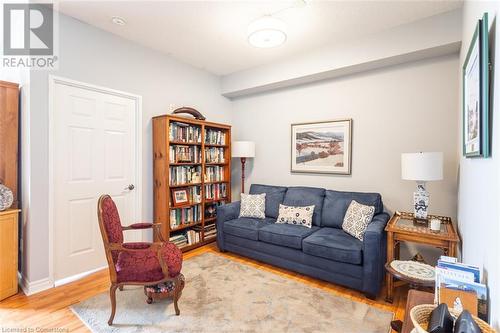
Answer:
[
  {"xmin": 463, "ymin": 13, "xmax": 489, "ymax": 158},
  {"xmin": 291, "ymin": 119, "xmax": 352, "ymax": 175}
]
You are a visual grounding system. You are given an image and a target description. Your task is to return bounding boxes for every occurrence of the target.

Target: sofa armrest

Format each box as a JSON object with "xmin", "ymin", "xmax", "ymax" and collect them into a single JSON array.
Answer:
[
  {"xmin": 216, "ymin": 201, "xmax": 240, "ymax": 251},
  {"xmin": 362, "ymin": 212, "xmax": 390, "ymax": 297}
]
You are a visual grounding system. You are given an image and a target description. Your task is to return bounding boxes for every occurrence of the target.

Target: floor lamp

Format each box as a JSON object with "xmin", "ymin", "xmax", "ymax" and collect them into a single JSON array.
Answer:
[{"xmin": 232, "ymin": 141, "xmax": 255, "ymax": 194}]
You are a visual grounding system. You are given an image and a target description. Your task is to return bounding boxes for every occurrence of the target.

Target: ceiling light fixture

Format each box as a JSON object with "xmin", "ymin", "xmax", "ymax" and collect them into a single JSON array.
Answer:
[
  {"xmin": 111, "ymin": 16, "xmax": 126, "ymax": 26},
  {"xmin": 247, "ymin": 16, "xmax": 287, "ymax": 48}
]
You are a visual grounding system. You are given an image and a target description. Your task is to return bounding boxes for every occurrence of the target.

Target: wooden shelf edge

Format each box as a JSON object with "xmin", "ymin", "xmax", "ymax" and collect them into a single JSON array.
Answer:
[
  {"xmin": 169, "ymin": 183, "xmax": 202, "ymax": 188},
  {"xmin": 170, "ymin": 202, "xmax": 202, "ymax": 209},
  {"xmin": 170, "ymin": 221, "xmax": 202, "ymax": 232}
]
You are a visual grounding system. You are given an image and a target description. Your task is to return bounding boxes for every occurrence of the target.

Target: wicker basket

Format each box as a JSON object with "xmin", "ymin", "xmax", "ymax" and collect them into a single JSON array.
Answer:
[{"xmin": 410, "ymin": 304, "xmax": 496, "ymax": 333}]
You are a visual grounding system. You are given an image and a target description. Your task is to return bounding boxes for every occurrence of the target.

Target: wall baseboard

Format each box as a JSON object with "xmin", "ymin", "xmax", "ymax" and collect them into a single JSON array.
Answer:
[
  {"xmin": 54, "ymin": 266, "xmax": 108, "ymax": 287},
  {"xmin": 18, "ymin": 272, "xmax": 53, "ymax": 296}
]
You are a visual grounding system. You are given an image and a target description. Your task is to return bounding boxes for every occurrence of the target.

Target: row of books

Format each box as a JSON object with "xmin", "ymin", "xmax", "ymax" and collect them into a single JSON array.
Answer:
[
  {"xmin": 435, "ymin": 256, "xmax": 487, "ymax": 321},
  {"xmin": 205, "ymin": 166, "xmax": 225, "ymax": 182},
  {"xmin": 205, "ymin": 128, "xmax": 226, "ymax": 145},
  {"xmin": 185, "ymin": 229, "xmax": 202, "ymax": 245},
  {"xmin": 169, "ymin": 122, "xmax": 202, "ymax": 143},
  {"xmin": 185, "ymin": 186, "xmax": 202, "ymax": 204},
  {"xmin": 205, "ymin": 147, "xmax": 225, "ymax": 163},
  {"xmin": 205, "ymin": 183, "xmax": 227, "ymax": 200},
  {"xmin": 169, "ymin": 145, "xmax": 201, "ymax": 163},
  {"xmin": 169, "ymin": 205, "xmax": 201, "ymax": 228},
  {"xmin": 169, "ymin": 166, "xmax": 202, "ymax": 185}
]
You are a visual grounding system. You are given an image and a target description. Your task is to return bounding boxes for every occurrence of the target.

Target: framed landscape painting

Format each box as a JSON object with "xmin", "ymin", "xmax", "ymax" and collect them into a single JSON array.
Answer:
[
  {"xmin": 463, "ymin": 12, "xmax": 489, "ymax": 158},
  {"xmin": 291, "ymin": 119, "xmax": 352, "ymax": 175}
]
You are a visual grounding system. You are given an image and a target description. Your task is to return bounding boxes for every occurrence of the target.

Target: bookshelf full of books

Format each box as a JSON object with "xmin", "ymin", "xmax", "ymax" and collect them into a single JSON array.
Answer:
[{"xmin": 153, "ymin": 115, "xmax": 231, "ymax": 252}]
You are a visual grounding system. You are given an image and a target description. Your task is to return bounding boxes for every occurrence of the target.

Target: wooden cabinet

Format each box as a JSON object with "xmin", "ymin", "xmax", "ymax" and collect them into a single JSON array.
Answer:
[
  {"xmin": 0, "ymin": 209, "xmax": 20, "ymax": 300},
  {"xmin": 152, "ymin": 115, "xmax": 231, "ymax": 251},
  {"xmin": 0, "ymin": 81, "xmax": 20, "ymax": 208}
]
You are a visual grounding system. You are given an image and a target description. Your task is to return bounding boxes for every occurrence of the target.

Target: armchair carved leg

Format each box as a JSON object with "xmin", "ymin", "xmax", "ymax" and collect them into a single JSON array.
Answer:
[
  {"xmin": 173, "ymin": 275, "xmax": 182, "ymax": 316},
  {"xmin": 108, "ymin": 284, "xmax": 118, "ymax": 326}
]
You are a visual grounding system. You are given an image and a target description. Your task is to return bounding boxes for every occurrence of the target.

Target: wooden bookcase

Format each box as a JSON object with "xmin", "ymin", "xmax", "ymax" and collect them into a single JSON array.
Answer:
[{"xmin": 152, "ymin": 114, "xmax": 231, "ymax": 252}]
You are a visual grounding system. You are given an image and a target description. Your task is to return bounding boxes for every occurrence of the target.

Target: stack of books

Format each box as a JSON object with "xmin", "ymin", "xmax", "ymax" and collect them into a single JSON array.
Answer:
[
  {"xmin": 193, "ymin": 224, "xmax": 216, "ymax": 240},
  {"xmin": 205, "ymin": 147, "xmax": 225, "ymax": 163},
  {"xmin": 435, "ymin": 256, "xmax": 488, "ymax": 321},
  {"xmin": 169, "ymin": 122, "xmax": 201, "ymax": 143},
  {"xmin": 170, "ymin": 234, "xmax": 188, "ymax": 248},
  {"xmin": 169, "ymin": 165, "xmax": 201, "ymax": 185},
  {"xmin": 205, "ymin": 166, "xmax": 224, "ymax": 182},
  {"xmin": 169, "ymin": 145, "xmax": 201, "ymax": 163},
  {"xmin": 205, "ymin": 128, "xmax": 226, "ymax": 145},
  {"xmin": 205, "ymin": 183, "xmax": 227, "ymax": 200},
  {"xmin": 169, "ymin": 205, "xmax": 201, "ymax": 228}
]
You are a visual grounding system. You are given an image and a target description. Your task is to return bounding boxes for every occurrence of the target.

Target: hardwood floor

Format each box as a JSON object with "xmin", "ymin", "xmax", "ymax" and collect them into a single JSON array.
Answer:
[{"xmin": 0, "ymin": 243, "xmax": 408, "ymax": 332}]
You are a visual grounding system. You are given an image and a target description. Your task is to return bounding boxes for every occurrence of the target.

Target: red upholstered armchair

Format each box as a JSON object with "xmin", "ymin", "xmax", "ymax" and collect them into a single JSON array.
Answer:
[{"xmin": 97, "ymin": 195, "xmax": 183, "ymax": 325}]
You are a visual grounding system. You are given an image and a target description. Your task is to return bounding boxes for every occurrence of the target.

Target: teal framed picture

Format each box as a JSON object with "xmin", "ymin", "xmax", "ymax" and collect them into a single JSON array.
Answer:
[{"xmin": 463, "ymin": 13, "xmax": 490, "ymax": 158}]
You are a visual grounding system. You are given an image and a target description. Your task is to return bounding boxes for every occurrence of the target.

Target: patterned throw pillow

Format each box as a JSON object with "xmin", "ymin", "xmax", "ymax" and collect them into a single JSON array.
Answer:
[
  {"xmin": 276, "ymin": 204, "xmax": 315, "ymax": 228},
  {"xmin": 342, "ymin": 200, "xmax": 375, "ymax": 241},
  {"xmin": 239, "ymin": 193, "xmax": 266, "ymax": 219}
]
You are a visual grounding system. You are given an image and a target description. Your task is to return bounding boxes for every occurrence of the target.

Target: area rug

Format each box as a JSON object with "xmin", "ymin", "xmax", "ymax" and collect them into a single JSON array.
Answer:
[{"xmin": 71, "ymin": 252, "xmax": 393, "ymax": 333}]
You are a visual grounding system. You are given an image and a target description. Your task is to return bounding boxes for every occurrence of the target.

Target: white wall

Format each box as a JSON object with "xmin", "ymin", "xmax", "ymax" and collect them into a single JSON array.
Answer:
[
  {"xmin": 458, "ymin": 1, "xmax": 500, "ymax": 328},
  {"xmin": 231, "ymin": 54, "xmax": 459, "ymax": 262},
  {"xmin": 25, "ymin": 14, "xmax": 232, "ymax": 284}
]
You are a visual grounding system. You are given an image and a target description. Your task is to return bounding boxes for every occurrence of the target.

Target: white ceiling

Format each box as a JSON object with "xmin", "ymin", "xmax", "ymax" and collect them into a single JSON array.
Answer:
[{"xmin": 56, "ymin": 0, "xmax": 463, "ymax": 76}]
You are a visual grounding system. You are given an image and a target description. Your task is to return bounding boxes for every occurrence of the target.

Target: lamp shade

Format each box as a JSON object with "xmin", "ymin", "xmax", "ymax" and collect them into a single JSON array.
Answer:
[
  {"xmin": 401, "ymin": 152, "xmax": 443, "ymax": 181},
  {"xmin": 232, "ymin": 141, "xmax": 255, "ymax": 158}
]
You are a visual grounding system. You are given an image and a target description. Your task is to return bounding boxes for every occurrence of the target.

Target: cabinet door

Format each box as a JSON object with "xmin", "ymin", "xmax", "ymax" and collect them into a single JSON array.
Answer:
[
  {"xmin": 0, "ymin": 82, "xmax": 19, "ymax": 207},
  {"xmin": 0, "ymin": 213, "xmax": 18, "ymax": 300}
]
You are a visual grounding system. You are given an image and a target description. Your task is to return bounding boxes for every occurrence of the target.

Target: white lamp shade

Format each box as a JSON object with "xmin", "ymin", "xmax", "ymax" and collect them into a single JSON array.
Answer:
[
  {"xmin": 401, "ymin": 152, "xmax": 443, "ymax": 181},
  {"xmin": 232, "ymin": 141, "xmax": 255, "ymax": 158}
]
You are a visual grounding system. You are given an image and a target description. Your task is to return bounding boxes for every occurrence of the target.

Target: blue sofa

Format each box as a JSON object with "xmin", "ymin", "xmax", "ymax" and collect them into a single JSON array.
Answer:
[{"xmin": 216, "ymin": 184, "xmax": 390, "ymax": 298}]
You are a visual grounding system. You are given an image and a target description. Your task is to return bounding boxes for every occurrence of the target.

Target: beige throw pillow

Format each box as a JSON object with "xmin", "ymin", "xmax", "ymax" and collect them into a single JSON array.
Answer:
[
  {"xmin": 342, "ymin": 200, "xmax": 375, "ymax": 241},
  {"xmin": 239, "ymin": 193, "xmax": 266, "ymax": 219}
]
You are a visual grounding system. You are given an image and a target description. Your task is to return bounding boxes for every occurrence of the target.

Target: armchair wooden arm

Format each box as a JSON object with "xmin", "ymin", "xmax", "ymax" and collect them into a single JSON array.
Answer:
[{"xmin": 122, "ymin": 223, "xmax": 165, "ymax": 241}]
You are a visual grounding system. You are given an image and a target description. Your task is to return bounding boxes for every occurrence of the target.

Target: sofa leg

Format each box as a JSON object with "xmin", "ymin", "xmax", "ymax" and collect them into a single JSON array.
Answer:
[{"xmin": 364, "ymin": 293, "xmax": 377, "ymax": 300}]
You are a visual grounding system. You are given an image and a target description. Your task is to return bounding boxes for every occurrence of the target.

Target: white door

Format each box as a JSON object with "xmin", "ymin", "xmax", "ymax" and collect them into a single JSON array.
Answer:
[{"xmin": 53, "ymin": 80, "xmax": 141, "ymax": 283}]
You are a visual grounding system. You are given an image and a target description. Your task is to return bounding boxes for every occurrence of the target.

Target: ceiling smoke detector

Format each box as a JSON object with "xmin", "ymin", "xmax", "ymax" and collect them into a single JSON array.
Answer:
[
  {"xmin": 247, "ymin": 16, "xmax": 287, "ymax": 48},
  {"xmin": 111, "ymin": 16, "xmax": 126, "ymax": 26}
]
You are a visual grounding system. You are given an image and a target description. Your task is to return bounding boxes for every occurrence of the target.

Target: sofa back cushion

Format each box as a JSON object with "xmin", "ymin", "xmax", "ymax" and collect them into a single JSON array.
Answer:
[
  {"xmin": 282, "ymin": 186, "xmax": 325, "ymax": 226},
  {"xmin": 321, "ymin": 190, "xmax": 383, "ymax": 228},
  {"xmin": 249, "ymin": 184, "xmax": 287, "ymax": 219}
]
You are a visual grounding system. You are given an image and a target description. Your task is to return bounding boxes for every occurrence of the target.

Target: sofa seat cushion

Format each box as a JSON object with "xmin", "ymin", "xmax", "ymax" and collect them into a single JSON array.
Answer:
[
  {"xmin": 224, "ymin": 217, "xmax": 274, "ymax": 241},
  {"xmin": 258, "ymin": 223, "xmax": 319, "ymax": 249},
  {"xmin": 303, "ymin": 227, "xmax": 363, "ymax": 265}
]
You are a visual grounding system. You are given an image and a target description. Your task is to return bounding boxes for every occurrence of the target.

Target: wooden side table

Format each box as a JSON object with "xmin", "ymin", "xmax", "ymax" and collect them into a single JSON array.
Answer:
[
  {"xmin": 385, "ymin": 211, "xmax": 459, "ymax": 303},
  {"xmin": 0, "ymin": 209, "xmax": 20, "ymax": 301}
]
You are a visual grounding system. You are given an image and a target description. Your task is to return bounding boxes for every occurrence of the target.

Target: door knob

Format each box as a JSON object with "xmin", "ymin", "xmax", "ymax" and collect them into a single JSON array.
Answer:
[{"xmin": 125, "ymin": 184, "xmax": 135, "ymax": 191}]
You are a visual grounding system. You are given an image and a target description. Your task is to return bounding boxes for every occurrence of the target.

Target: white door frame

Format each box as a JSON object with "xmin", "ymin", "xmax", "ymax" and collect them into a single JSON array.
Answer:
[{"xmin": 48, "ymin": 75, "xmax": 143, "ymax": 287}]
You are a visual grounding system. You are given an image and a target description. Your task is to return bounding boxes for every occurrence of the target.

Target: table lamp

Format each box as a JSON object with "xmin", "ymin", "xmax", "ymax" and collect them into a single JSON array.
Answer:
[
  {"xmin": 232, "ymin": 141, "xmax": 255, "ymax": 194},
  {"xmin": 401, "ymin": 152, "xmax": 443, "ymax": 222}
]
